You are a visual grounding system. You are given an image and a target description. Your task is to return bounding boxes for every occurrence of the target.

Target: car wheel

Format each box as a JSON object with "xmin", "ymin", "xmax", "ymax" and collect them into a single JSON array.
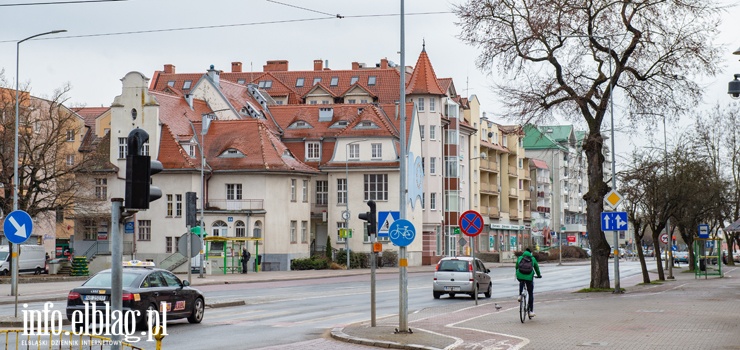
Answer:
[
  {"xmin": 433, "ymin": 291, "xmax": 442, "ymax": 299},
  {"xmin": 188, "ymin": 298, "xmax": 204, "ymax": 324},
  {"xmin": 449, "ymin": 293, "xmax": 456, "ymax": 298},
  {"xmin": 484, "ymin": 283, "xmax": 492, "ymax": 298},
  {"xmin": 0, "ymin": 269, "xmax": 7, "ymax": 276},
  {"xmin": 34, "ymin": 267, "xmax": 42, "ymax": 275},
  {"xmin": 137, "ymin": 304, "xmax": 158, "ymax": 331}
]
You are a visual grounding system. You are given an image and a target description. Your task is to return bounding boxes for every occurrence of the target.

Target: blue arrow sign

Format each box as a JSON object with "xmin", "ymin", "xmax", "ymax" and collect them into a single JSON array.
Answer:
[
  {"xmin": 388, "ymin": 219, "xmax": 415, "ymax": 247},
  {"xmin": 600, "ymin": 212, "xmax": 628, "ymax": 231},
  {"xmin": 4, "ymin": 210, "xmax": 34, "ymax": 244}
]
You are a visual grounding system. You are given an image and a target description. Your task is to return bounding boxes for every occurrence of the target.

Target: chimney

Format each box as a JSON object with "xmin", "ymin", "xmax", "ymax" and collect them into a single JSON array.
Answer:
[
  {"xmin": 324, "ymin": 60, "xmax": 329, "ymax": 70},
  {"xmin": 352, "ymin": 62, "xmax": 360, "ymax": 70},
  {"xmin": 164, "ymin": 64, "xmax": 175, "ymax": 74},
  {"xmin": 185, "ymin": 94, "xmax": 193, "ymax": 109},
  {"xmin": 380, "ymin": 58, "xmax": 388, "ymax": 69},
  {"xmin": 231, "ymin": 62, "xmax": 242, "ymax": 73},
  {"xmin": 207, "ymin": 64, "xmax": 220, "ymax": 86},
  {"xmin": 263, "ymin": 60, "xmax": 289, "ymax": 72},
  {"xmin": 313, "ymin": 59, "xmax": 323, "ymax": 71}
]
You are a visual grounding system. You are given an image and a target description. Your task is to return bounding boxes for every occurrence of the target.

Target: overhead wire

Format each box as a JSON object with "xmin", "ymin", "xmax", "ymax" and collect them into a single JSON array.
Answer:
[{"xmin": 0, "ymin": 0, "xmax": 126, "ymax": 7}]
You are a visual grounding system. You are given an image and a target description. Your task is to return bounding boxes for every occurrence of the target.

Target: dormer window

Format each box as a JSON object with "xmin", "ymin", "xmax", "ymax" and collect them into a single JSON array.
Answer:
[
  {"xmin": 330, "ymin": 120, "xmax": 349, "ymax": 128},
  {"xmin": 296, "ymin": 78, "xmax": 304, "ymax": 87},
  {"xmin": 313, "ymin": 77, "xmax": 322, "ymax": 85},
  {"xmin": 368, "ymin": 76, "xmax": 376, "ymax": 85},
  {"xmin": 288, "ymin": 120, "xmax": 313, "ymax": 129},
  {"xmin": 237, "ymin": 79, "xmax": 246, "ymax": 84},
  {"xmin": 219, "ymin": 148, "xmax": 245, "ymax": 158},
  {"xmin": 330, "ymin": 77, "xmax": 339, "ymax": 86},
  {"xmin": 350, "ymin": 76, "xmax": 359, "ymax": 85},
  {"xmin": 167, "ymin": 81, "xmax": 175, "ymax": 87},
  {"xmin": 258, "ymin": 80, "xmax": 272, "ymax": 89},
  {"xmin": 183, "ymin": 80, "xmax": 192, "ymax": 89},
  {"xmin": 354, "ymin": 121, "xmax": 379, "ymax": 129}
]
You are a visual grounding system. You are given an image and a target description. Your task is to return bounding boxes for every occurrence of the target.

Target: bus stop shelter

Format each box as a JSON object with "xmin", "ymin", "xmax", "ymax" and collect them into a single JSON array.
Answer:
[{"xmin": 203, "ymin": 236, "xmax": 263, "ymax": 274}]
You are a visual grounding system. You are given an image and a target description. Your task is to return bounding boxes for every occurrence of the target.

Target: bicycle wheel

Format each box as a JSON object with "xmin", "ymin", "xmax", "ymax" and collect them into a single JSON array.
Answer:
[{"xmin": 519, "ymin": 287, "xmax": 528, "ymax": 323}]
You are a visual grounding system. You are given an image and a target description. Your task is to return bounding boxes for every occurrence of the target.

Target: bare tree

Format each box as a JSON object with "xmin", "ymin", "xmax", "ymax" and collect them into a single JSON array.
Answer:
[
  {"xmin": 454, "ymin": 0, "xmax": 724, "ymax": 288},
  {"xmin": 0, "ymin": 75, "xmax": 96, "ymax": 219},
  {"xmin": 619, "ymin": 152, "xmax": 652, "ymax": 283}
]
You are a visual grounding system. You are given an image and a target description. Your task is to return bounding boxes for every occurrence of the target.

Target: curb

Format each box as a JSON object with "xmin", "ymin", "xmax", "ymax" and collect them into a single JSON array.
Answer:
[
  {"xmin": 207, "ymin": 300, "xmax": 246, "ymax": 308},
  {"xmin": 0, "ymin": 296, "xmax": 67, "ymax": 306},
  {"xmin": 330, "ymin": 327, "xmax": 440, "ymax": 350}
]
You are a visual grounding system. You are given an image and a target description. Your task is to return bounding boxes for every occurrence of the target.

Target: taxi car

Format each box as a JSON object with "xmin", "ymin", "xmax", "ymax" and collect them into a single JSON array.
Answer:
[{"xmin": 66, "ymin": 260, "xmax": 205, "ymax": 328}]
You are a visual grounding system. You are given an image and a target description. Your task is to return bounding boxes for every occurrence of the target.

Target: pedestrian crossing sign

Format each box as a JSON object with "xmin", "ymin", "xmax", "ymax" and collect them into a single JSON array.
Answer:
[{"xmin": 377, "ymin": 211, "xmax": 400, "ymax": 237}]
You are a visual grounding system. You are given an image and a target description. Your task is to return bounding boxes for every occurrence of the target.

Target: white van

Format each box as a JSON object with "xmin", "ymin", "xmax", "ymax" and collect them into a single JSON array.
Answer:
[{"xmin": 0, "ymin": 244, "xmax": 46, "ymax": 275}]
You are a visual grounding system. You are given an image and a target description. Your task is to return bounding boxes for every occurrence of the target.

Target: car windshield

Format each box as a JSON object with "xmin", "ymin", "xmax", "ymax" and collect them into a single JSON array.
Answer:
[
  {"xmin": 83, "ymin": 272, "xmax": 140, "ymax": 288},
  {"xmin": 0, "ymin": 252, "xmax": 8, "ymax": 262}
]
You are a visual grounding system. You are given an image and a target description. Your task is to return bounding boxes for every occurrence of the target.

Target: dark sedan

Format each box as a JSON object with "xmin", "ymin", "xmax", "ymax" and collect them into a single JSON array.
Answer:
[{"xmin": 66, "ymin": 262, "xmax": 205, "ymax": 330}]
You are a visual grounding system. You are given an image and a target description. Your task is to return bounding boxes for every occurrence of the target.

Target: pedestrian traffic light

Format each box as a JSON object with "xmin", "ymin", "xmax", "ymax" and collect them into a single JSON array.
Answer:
[
  {"xmin": 125, "ymin": 128, "xmax": 163, "ymax": 210},
  {"xmin": 186, "ymin": 192, "xmax": 198, "ymax": 226},
  {"xmin": 358, "ymin": 200, "xmax": 377, "ymax": 235}
]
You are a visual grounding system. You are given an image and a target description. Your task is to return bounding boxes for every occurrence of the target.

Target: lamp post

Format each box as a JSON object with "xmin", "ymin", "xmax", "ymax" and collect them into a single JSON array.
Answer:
[
  {"xmin": 344, "ymin": 139, "xmax": 367, "ymax": 269},
  {"xmin": 11, "ymin": 29, "xmax": 66, "ymax": 304},
  {"xmin": 664, "ymin": 115, "xmax": 674, "ymax": 280}
]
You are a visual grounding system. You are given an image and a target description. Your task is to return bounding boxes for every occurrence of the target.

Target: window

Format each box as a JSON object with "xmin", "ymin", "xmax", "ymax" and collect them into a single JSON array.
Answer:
[
  {"xmin": 349, "ymin": 144, "xmax": 359, "ymax": 160},
  {"xmin": 258, "ymin": 80, "xmax": 273, "ymax": 88},
  {"xmin": 518, "ymin": 158, "xmax": 523, "ymax": 168},
  {"xmin": 422, "ymin": 192, "xmax": 425, "ymax": 209},
  {"xmin": 330, "ymin": 77, "xmax": 339, "ymax": 86},
  {"xmin": 301, "ymin": 221, "xmax": 308, "ymax": 243},
  {"xmin": 66, "ymin": 154, "xmax": 75, "ymax": 166},
  {"xmin": 430, "ymin": 157, "xmax": 437, "ymax": 174},
  {"xmin": 430, "ymin": 193, "xmax": 437, "ymax": 210},
  {"xmin": 95, "ymin": 178, "xmax": 107, "ymax": 200},
  {"xmin": 430, "ymin": 126, "xmax": 437, "ymax": 140},
  {"xmin": 430, "ymin": 98, "xmax": 435, "ymax": 112},
  {"xmin": 310, "ymin": 100, "xmax": 318, "ymax": 105},
  {"xmin": 296, "ymin": 78, "xmax": 304, "ymax": 87},
  {"xmin": 364, "ymin": 174, "xmax": 388, "ymax": 201},
  {"xmin": 167, "ymin": 81, "xmax": 175, "ymax": 87},
  {"xmin": 291, "ymin": 179, "xmax": 297, "ymax": 202},
  {"xmin": 418, "ymin": 98, "xmax": 425, "ymax": 111},
  {"xmin": 445, "ymin": 191, "xmax": 460, "ymax": 211},
  {"xmin": 187, "ymin": 144, "xmax": 196, "ymax": 158},
  {"xmin": 212, "ymin": 221, "xmax": 227, "ymax": 237},
  {"xmin": 290, "ymin": 221, "xmax": 297, "ymax": 243},
  {"xmin": 175, "ymin": 194, "xmax": 182, "ymax": 217},
  {"xmin": 118, "ymin": 138, "xmax": 127, "ymax": 159},
  {"xmin": 306, "ymin": 142, "xmax": 321, "ymax": 160},
  {"xmin": 235, "ymin": 221, "xmax": 246, "ymax": 237},
  {"xmin": 350, "ymin": 76, "xmax": 359, "ymax": 85},
  {"xmin": 337, "ymin": 179, "xmax": 347, "ymax": 205},
  {"xmin": 446, "ymin": 130, "xmax": 458, "ymax": 145},
  {"xmin": 183, "ymin": 80, "xmax": 192, "ymax": 89},
  {"xmin": 321, "ymin": 100, "xmax": 329, "ymax": 105},
  {"xmin": 371, "ymin": 143, "xmax": 382, "ymax": 159},
  {"xmin": 302, "ymin": 180, "xmax": 309, "ymax": 202},
  {"xmin": 66, "ymin": 129, "xmax": 74, "ymax": 142},
  {"xmin": 337, "ymin": 221, "xmax": 346, "ymax": 243},
  {"xmin": 446, "ymin": 157, "xmax": 459, "ymax": 178},
  {"xmin": 166, "ymin": 194, "xmax": 173, "ymax": 217},
  {"xmin": 313, "ymin": 77, "xmax": 321, "ymax": 85},
  {"xmin": 166, "ymin": 237, "xmax": 173, "ymax": 253},
  {"xmin": 34, "ymin": 121, "xmax": 41, "ymax": 133},
  {"xmin": 361, "ymin": 99, "xmax": 368, "ymax": 104},
  {"xmin": 368, "ymin": 76, "xmax": 376, "ymax": 85},
  {"xmin": 226, "ymin": 184, "xmax": 243, "ymax": 200},
  {"xmin": 316, "ymin": 180, "xmax": 328, "ymax": 205},
  {"xmin": 237, "ymin": 79, "xmax": 246, "ymax": 85},
  {"xmin": 420, "ymin": 125, "xmax": 425, "ymax": 140},
  {"xmin": 83, "ymin": 219, "xmax": 97, "ymax": 240},
  {"xmin": 138, "ymin": 220, "xmax": 151, "ymax": 241},
  {"xmin": 348, "ymin": 99, "xmax": 356, "ymax": 104}
]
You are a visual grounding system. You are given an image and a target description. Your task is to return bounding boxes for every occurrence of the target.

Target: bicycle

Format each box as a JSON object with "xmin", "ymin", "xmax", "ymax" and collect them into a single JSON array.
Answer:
[
  {"xmin": 519, "ymin": 283, "xmax": 530, "ymax": 323},
  {"xmin": 390, "ymin": 225, "xmax": 415, "ymax": 241}
]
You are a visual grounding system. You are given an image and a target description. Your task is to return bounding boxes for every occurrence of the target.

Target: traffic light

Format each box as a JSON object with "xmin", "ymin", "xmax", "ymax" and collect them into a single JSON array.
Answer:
[
  {"xmin": 186, "ymin": 192, "xmax": 198, "ymax": 227},
  {"xmin": 358, "ymin": 200, "xmax": 377, "ymax": 235},
  {"xmin": 125, "ymin": 128, "xmax": 163, "ymax": 209}
]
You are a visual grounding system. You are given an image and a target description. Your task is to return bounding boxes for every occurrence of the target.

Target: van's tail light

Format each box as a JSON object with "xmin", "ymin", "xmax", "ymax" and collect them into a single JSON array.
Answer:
[{"xmin": 68, "ymin": 291, "xmax": 80, "ymax": 300}]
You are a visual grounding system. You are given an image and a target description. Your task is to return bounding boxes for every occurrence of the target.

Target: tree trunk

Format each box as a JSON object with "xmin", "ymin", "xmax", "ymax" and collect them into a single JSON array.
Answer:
[
  {"xmin": 652, "ymin": 240, "xmax": 665, "ymax": 280},
  {"xmin": 583, "ymin": 132, "xmax": 610, "ymax": 289},
  {"xmin": 636, "ymin": 243, "xmax": 650, "ymax": 284}
]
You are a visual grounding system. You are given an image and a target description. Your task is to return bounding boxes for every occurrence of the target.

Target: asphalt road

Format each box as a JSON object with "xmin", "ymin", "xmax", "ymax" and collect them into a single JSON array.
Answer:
[{"xmin": 1, "ymin": 261, "xmax": 646, "ymax": 349}]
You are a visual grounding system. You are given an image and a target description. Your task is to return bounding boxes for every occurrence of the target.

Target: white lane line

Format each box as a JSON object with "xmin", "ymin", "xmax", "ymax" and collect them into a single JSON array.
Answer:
[{"xmin": 443, "ymin": 308, "xmax": 530, "ymax": 350}]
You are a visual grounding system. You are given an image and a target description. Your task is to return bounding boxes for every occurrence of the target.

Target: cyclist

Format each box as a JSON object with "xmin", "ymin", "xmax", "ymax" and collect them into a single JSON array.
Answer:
[{"xmin": 515, "ymin": 247, "xmax": 542, "ymax": 318}]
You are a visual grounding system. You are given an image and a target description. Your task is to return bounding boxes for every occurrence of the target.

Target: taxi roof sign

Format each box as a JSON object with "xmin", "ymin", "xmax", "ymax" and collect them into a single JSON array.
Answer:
[
  {"xmin": 123, "ymin": 260, "xmax": 155, "ymax": 268},
  {"xmin": 604, "ymin": 190, "xmax": 623, "ymax": 209}
]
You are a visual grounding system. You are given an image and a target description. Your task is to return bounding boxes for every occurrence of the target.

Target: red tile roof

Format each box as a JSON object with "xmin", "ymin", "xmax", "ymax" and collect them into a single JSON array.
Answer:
[
  {"xmin": 150, "ymin": 90, "xmax": 212, "ymax": 141},
  {"xmin": 531, "ymin": 159, "xmax": 549, "ymax": 169},
  {"xmin": 405, "ymin": 49, "xmax": 446, "ymax": 95},
  {"xmin": 158, "ymin": 124, "xmax": 198, "ymax": 170},
  {"xmin": 71, "ymin": 107, "xmax": 109, "ymax": 127}
]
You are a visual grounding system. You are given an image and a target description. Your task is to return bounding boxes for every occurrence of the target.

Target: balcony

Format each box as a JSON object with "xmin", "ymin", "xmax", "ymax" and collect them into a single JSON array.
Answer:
[
  {"xmin": 508, "ymin": 166, "xmax": 517, "ymax": 176},
  {"xmin": 523, "ymin": 190, "xmax": 531, "ymax": 200},
  {"xmin": 509, "ymin": 188, "xmax": 517, "ymax": 198},
  {"xmin": 509, "ymin": 209, "xmax": 519, "ymax": 219},
  {"xmin": 480, "ymin": 206, "xmax": 489, "ymax": 215},
  {"xmin": 208, "ymin": 199, "xmax": 264, "ymax": 211},
  {"xmin": 489, "ymin": 206, "xmax": 500, "ymax": 218},
  {"xmin": 524, "ymin": 211, "xmax": 531, "ymax": 220}
]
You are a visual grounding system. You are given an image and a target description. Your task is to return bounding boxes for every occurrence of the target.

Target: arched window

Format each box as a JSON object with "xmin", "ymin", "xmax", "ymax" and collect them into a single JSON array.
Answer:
[
  {"xmin": 253, "ymin": 220, "xmax": 262, "ymax": 238},
  {"xmin": 212, "ymin": 220, "xmax": 227, "ymax": 237},
  {"xmin": 235, "ymin": 220, "xmax": 246, "ymax": 237}
]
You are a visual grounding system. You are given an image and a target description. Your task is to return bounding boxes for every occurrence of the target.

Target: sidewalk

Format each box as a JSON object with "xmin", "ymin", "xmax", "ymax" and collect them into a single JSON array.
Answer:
[{"xmin": 332, "ymin": 265, "xmax": 740, "ymax": 350}]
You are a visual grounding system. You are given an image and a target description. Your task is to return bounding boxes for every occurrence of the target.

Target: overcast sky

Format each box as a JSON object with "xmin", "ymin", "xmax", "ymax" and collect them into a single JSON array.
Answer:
[{"xmin": 1, "ymin": 0, "xmax": 739, "ymax": 160}]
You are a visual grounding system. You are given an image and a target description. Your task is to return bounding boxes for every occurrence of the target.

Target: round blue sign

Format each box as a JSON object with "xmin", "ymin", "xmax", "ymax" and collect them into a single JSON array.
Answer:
[
  {"xmin": 388, "ymin": 219, "xmax": 415, "ymax": 247},
  {"xmin": 3, "ymin": 210, "xmax": 34, "ymax": 244}
]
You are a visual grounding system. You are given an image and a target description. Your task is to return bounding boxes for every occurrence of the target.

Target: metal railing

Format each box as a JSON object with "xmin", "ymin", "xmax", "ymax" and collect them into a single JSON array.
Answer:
[
  {"xmin": 207, "ymin": 199, "xmax": 263, "ymax": 210},
  {"xmin": 82, "ymin": 242, "xmax": 133, "ymax": 263},
  {"xmin": 159, "ymin": 252, "xmax": 188, "ymax": 271},
  {"xmin": 0, "ymin": 329, "xmax": 157, "ymax": 350}
]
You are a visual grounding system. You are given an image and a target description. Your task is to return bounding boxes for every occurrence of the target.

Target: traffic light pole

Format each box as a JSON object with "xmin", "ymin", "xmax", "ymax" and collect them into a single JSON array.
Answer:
[{"xmin": 111, "ymin": 198, "xmax": 123, "ymax": 350}]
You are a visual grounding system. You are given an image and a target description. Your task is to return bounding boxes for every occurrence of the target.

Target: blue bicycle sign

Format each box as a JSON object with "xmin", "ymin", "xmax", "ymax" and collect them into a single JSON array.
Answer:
[{"xmin": 388, "ymin": 219, "xmax": 415, "ymax": 247}]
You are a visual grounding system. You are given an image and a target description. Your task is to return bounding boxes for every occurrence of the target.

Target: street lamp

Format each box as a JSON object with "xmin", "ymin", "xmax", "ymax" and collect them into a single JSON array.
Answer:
[
  {"xmin": 344, "ymin": 139, "xmax": 367, "ymax": 269},
  {"xmin": 11, "ymin": 29, "xmax": 66, "ymax": 304}
]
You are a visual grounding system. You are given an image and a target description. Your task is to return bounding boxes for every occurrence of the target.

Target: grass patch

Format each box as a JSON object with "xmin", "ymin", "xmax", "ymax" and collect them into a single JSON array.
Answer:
[
  {"xmin": 576, "ymin": 287, "xmax": 626, "ymax": 293},
  {"xmin": 637, "ymin": 281, "xmax": 664, "ymax": 285}
]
